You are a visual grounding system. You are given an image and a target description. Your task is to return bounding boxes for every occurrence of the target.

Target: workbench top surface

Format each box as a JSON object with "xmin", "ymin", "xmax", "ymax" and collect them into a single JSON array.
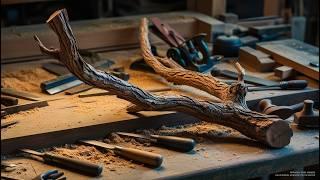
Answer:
[
  {"xmin": 1, "ymin": 124, "xmax": 319, "ymax": 180},
  {"xmin": 1, "ymin": 49, "xmax": 319, "ymax": 180}
]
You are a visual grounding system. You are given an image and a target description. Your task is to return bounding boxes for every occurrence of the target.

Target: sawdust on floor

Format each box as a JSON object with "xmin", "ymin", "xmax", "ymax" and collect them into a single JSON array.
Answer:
[{"xmin": 1, "ymin": 68, "xmax": 56, "ymax": 93}]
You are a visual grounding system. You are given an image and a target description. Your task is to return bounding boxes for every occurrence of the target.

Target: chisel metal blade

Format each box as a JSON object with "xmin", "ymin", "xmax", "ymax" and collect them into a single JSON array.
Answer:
[
  {"xmin": 45, "ymin": 79, "xmax": 83, "ymax": 95},
  {"xmin": 116, "ymin": 132, "xmax": 151, "ymax": 140},
  {"xmin": 79, "ymin": 140, "xmax": 117, "ymax": 150},
  {"xmin": 20, "ymin": 149, "xmax": 44, "ymax": 156}
]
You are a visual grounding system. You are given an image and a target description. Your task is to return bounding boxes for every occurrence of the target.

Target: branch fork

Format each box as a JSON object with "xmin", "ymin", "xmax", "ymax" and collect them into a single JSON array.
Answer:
[{"xmin": 34, "ymin": 9, "xmax": 293, "ymax": 148}]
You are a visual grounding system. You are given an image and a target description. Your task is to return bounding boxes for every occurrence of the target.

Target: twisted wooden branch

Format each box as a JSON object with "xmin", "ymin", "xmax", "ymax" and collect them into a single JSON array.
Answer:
[
  {"xmin": 140, "ymin": 18, "xmax": 248, "ymax": 104},
  {"xmin": 34, "ymin": 9, "xmax": 293, "ymax": 148}
]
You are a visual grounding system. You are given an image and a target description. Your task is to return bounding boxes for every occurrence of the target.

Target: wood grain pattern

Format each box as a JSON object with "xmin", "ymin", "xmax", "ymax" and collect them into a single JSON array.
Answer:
[
  {"xmin": 257, "ymin": 39, "xmax": 319, "ymax": 80},
  {"xmin": 34, "ymin": 9, "xmax": 293, "ymax": 148}
]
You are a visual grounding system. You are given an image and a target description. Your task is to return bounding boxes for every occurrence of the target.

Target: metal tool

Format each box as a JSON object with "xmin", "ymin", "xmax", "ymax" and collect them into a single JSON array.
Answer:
[
  {"xmin": 79, "ymin": 140, "xmax": 163, "ymax": 167},
  {"xmin": 294, "ymin": 100, "xmax": 319, "ymax": 128},
  {"xmin": 211, "ymin": 68, "xmax": 278, "ymax": 86},
  {"xmin": 19, "ymin": 149, "xmax": 103, "ymax": 176},
  {"xmin": 213, "ymin": 35, "xmax": 242, "ymax": 57},
  {"xmin": 1, "ymin": 88, "xmax": 41, "ymax": 101},
  {"xmin": 258, "ymin": 99, "xmax": 304, "ymax": 119},
  {"xmin": 248, "ymin": 80, "xmax": 308, "ymax": 91},
  {"xmin": 1, "ymin": 95, "xmax": 18, "ymax": 106},
  {"xmin": 41, "ymin": 74, "xmax": 83, "ymax": 95},
  {"xmin": 1, "ymin": 120, "xmax": 19, "ymax": 129},
  {"xmin": 34, "ymin": 169, "xmax": 66, "ymax": 180},
  {"xmin": 41, "ymin": 61, "xmax": 129, "ymax": 95},
  {"xmin": 149, "ymin": 17, "xmax": 222, "ymax": 72},
  {"xmin": 116, "ymin": 132, "xmax": 196, "ymax": 152}
]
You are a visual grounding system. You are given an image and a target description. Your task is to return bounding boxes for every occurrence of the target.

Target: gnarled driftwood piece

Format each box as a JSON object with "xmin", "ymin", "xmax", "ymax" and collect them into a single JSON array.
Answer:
[{"xmin": 34, "ymin": 9, "xmax": 293, "ymax": 148}]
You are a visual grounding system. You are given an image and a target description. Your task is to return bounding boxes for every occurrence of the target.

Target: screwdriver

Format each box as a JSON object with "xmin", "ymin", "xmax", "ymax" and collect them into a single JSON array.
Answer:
[
  {"xmin": 79, "ymin": 140, "xmax": 163, "ymax": 167},
  {"xmin": 248, "ymin": 80, "xmax": 308, "ymax": 91},
  {"xmin": 19, "ymin": 149, "xmax": 103, "ymax": 176},
  {"xmin": 116, "ymin": 132, "xmax": 196, "ymax": 152}
]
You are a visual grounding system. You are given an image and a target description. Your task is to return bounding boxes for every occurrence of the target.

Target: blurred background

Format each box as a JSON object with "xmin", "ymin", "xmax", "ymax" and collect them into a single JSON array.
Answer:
[{"xmin": 1, "ymin": 0, "xmax": 319, "ymax": 46}]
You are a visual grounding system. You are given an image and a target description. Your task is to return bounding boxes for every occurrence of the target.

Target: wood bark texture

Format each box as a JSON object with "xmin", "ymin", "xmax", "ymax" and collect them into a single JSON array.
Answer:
[{"xmin": 34, "ymin": 9, "xmax": 293, "ymax": 148}]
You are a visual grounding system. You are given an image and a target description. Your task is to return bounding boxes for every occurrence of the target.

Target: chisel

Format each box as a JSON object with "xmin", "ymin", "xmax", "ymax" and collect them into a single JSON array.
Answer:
[
  {"xmin": 116, "ymin": 132, "xmax": 196, "ymax": 152},
  {"xmin": 79, "ymin": 140, "xmax": 163, "ymax": 167},
  {"xmin": 248, "ymin": 80, "xmax": 308, "ymax": 91},
  {"xmin": 19, "ymin": 149, "xmax": 103, "ymax": 176}
]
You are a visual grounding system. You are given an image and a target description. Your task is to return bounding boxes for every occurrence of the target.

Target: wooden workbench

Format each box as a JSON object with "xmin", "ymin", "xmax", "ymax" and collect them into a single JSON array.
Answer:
[{"xmin": 1, "ymin": 48, "xmax": 319, "ymax": 179}]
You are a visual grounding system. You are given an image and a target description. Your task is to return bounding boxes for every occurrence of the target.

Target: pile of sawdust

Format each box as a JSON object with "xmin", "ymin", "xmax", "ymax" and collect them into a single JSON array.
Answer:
[
  {"xmin": 1, "ymin": 68, "xmax": 56, "ymax": 93},
  {"xmin": 51, "ymin": 144, "xmax": 137, "ymax": 171},
  {"xmin": 44, "ymin": 123, "xmax": 239, "ymax": 172}
]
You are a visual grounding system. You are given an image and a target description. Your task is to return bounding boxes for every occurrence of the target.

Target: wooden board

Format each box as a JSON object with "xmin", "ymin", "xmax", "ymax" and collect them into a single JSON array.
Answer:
[
  {"xmin": 1, "ymin": 47, "xmax": 319, "ymax": 179},
  {"xmin": 1, "ymin": 11, "xmax": 222, "ymax": 63},
  {"xmin": 257, "ymin": 39, "xmax": 319, "ymax": 80},
  {"xmin": 239, "ymin": 46, "xmax": 275, "ymax": 72}
]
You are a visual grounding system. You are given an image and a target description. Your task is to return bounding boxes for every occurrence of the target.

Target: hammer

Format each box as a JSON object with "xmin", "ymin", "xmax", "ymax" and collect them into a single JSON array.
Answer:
[{"xmin": 258, "ymin": 99, "xmax": 304, "ymax": 119}]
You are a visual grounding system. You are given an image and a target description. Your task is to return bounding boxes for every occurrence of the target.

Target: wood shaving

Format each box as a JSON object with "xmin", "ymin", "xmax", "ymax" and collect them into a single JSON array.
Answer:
[{"xmin": 50, "ymin": 145, "xmax": 137, "ymax": 170}]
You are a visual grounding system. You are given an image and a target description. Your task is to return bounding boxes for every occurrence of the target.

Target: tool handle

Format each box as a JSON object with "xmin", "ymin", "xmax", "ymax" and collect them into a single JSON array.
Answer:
[
  {"xmin": 1, "ymin": 95, "xmax": 18, "ymax": 106},
  {"xmin": 43, "ymin": 153, "xmax": 103, "ymax": 176},
  {"xmin": 114, "ymin": 147, "xmax": 163, "ymax": 167},
  {"xmin": 151, "ymin": 135, "xmax": 196, "ymax": 152},
  {"xmin": 258, "ymin": 99, "xmax": 274, "ymax": 112},
  {"xmin": 279, "ymin": 80, "xmax": 308, "ymax": 90}
]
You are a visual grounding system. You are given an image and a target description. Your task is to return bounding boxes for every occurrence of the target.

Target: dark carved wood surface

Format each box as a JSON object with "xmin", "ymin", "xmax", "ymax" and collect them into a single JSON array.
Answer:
[{"xmin": 33, "ymin": 9, "xmax": 294, "ymax": 148}]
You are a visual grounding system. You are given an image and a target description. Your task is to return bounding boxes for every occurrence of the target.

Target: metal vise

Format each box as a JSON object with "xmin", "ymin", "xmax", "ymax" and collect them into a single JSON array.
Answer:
[{"xmin": 150, "ymin": 17, "xmax": 220, "ymax": 72}]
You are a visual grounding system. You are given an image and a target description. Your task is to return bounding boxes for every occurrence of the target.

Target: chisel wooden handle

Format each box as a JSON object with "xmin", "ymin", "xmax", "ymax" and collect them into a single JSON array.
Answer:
[
  {"xmin": 151, "ymin": 135, "xmax": 196, "ymax": 152},
  {"xmin": 114, "ymin": 147, "xmax": 163, "ymax": 167},
  {"xmin": 43, "ymin": 153, "xmax": 103, "ymax": 176},
  {"xmin": 279, "ymin": 80, "xmax": 308, "ymax": 90}
]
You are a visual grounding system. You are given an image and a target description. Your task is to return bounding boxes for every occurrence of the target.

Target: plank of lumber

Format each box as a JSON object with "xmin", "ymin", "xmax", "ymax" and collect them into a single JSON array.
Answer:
[
  {"xmin": 2, "ymin": 100, "xmax": 48, "ymax": 115},
  {"xmin": 249, "ymin": 24, "xmax": 291, "ymax": 36},
  {"xmin": 1, "ymin": 11, "xmax": 221, "ymax": 62},
  {"xmin": 274, "ymin": 66, "xmax": 295, "ymax": 80},
  {"xmin": 257, "ymin": 39, "xmax": 319, "ymax": 80},
  {"xmin": 239, "ymin": 46, "xmax": 275, "ymax": 72},
  {"xmin": 237, "ymin": 17, "xmax": 284, "ymax": 28}
]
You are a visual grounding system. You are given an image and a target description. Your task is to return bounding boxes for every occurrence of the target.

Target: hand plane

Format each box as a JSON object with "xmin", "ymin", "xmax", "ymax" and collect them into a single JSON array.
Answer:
[{"xmin": 148, "ymin": 17, "xmax": 222, "ymax": 72}]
